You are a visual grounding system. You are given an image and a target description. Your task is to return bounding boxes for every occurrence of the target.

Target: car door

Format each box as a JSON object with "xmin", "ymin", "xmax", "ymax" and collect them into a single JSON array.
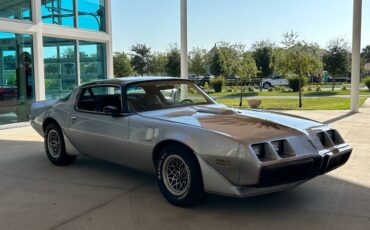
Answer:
[
  {"xmin": 67, "ymin": 84, "xmax": 130, "ymax": 164},
  {"xmin": 274, "ymin": 76, "xmax": 282, "ymax": 86}
]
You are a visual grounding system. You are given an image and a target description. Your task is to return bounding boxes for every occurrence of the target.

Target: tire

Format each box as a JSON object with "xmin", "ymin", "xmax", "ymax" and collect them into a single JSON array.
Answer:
[
  {"xmin": 156, "ymin": 144, "xmax": 205, "ymax": 207},
  {"xmin": 44, "ymin": 123, "xmax": 76, "ymax": 166},
  {"xmin": 263, "ymin": 82, "xmax": 272, "ymax": 89}
]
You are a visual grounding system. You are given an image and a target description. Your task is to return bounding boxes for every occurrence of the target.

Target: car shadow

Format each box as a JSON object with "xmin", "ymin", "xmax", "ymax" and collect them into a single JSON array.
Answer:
[{"xmin": 322, "ymin": 112, "xmax": 356, "ymax": 124}]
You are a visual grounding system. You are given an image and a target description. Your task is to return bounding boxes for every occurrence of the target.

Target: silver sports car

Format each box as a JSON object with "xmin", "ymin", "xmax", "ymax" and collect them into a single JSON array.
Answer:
[{"xmin": 30, "ymin": 77, "xmax": 352, "ymax": 206}]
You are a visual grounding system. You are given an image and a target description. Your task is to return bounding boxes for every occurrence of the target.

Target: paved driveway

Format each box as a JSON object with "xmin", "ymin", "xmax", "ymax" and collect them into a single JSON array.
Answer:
[{"xmin": 0, "ymin": 101, "xmax": 370, "ymax": 230}]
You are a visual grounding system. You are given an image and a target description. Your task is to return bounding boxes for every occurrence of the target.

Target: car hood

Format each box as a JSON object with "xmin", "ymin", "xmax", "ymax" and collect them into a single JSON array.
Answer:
[{"xmin": 138, "ymin": 104, "xmax": 323, "ymax": 143}]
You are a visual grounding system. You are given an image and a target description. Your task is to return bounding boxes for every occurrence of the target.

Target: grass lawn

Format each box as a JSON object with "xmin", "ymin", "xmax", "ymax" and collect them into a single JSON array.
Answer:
[
  {"xmin": 210, "ymin": 90, "xmax": 370, "ymax": 97},
  {"xmin": 216, "ymin": 97, "xmax": 368, "ymax": 110}
]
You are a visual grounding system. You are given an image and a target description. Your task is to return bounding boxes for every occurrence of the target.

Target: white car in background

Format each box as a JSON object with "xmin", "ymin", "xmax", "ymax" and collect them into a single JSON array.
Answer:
[{"xmin": 261, "ymin": 76, "xmax": 289, "ymax": 89}]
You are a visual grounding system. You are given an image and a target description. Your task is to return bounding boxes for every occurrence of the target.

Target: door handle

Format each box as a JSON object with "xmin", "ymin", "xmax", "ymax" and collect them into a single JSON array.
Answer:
[{"xmin": 71, "ymin": 116, "xmax": 78, "ymax": 121}]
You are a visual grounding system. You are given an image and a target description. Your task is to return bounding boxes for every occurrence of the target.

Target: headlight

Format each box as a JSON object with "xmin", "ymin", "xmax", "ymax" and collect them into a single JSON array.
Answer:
[
  {"xmin": 317, "ymin": 132, "xmax": 327, "ymax": 147},
  {"xmin": 252, "ymin": 143, "xmax": 266, "ymax": 160},
  {"xmin": 327, "ymin": 129, "xmax": 343, "ymax": 145},
  {"xmin": 271, "ymin": 140, "xmax": 284, "ymax": 155}
]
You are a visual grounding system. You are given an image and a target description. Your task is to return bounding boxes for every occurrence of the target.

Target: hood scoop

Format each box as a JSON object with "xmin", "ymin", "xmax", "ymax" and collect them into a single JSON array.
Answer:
[{"xmin": 194, "ymin": 107, "xmax": 236, "ymax": 115}]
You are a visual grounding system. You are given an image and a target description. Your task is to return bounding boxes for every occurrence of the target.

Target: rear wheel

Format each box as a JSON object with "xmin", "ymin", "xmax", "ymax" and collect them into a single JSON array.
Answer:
[
  {"xmin": 156, "ymin": 144, "xmax": 205, "ymax": 206},
  {"xmin": 44, "ymin": 123, "xmax": 76, "ymax": 166}
]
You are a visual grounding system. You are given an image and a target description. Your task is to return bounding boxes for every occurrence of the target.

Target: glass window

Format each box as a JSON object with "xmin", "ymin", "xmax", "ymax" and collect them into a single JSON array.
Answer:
[
  {"xmin": 43, "ymin": 37, "xmax": 77, "ymax": 99},
  {"xmin": 41, "ymin": 0, "xmax": 75, "ymax": 27},
  {"xmin": 78, "ymin": 0, "xmax": 105, "ymax": 31},
  {"xmin": 0, "ymin": 32, "xmax": 34, "ymax": 125},
  {"xmin": 0, "ymin": 0, "xmax": 32, "ymax": 21},
  {"xmin": 126, "ymin": 81, "xmax": 214, "ymax": 112},
  {"xmin": 77, "ymin": 86, "xmax": 121, "ymax": 113},
  {"xmin": 79, "ymin": 41, "xmax": 106, "ymax": 84}
]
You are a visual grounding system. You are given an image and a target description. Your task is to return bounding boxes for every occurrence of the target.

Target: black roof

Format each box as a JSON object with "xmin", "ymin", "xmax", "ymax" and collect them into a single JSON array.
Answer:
[{"xmin": 81, "ymin": 76, "xmax": 190, "ymax": 87}]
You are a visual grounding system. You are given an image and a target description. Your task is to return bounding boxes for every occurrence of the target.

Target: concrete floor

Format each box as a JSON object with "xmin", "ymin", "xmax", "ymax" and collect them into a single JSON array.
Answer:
[{"xmin": 0, "ymin": 101, "xmax": 370, "ymax": 230}]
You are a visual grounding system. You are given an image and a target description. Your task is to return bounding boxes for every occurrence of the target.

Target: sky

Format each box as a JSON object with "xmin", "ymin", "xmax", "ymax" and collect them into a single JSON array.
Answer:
[{"xmin": 111, "ymin": 0, "xmax": 370, "ymax": 52}]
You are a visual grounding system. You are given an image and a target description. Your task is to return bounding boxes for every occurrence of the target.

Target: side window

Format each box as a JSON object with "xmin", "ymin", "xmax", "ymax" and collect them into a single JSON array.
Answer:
[
  {"xmin": 77, "ymin": 86, "xmax": 122, "ymax": 113},
  {"xmin": 126, "ymin": 85, "xmax": 147, "ymax": 112}
]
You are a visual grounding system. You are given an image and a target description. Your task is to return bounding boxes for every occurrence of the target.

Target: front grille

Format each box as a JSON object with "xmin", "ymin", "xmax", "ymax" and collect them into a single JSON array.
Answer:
[
  {"xmin": 255, "ymin": 150, "xmax": 351, "ymax": 188},
  {"xmin": 257, "ymin": 158, "xmax": 315, "ymax": 187}
]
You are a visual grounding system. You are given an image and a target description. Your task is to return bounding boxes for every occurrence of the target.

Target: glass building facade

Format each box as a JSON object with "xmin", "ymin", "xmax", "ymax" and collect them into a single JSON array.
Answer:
[
  {"xmin": 0, "ymin": 0, "xmax": 32, "ymax": 21},
  {"xmin": 0, "ymin": 0, "xmax": 112, "ymax": 125},
  {"xmin": 41, "ymin": 0, "xmax": 106, "ymax": 31}
]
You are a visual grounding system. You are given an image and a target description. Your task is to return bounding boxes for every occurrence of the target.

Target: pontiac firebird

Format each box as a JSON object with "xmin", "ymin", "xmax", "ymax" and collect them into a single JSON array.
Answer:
[{"xmin": 30, "ymin": 77, "xmax": 352, "ymax": 206}]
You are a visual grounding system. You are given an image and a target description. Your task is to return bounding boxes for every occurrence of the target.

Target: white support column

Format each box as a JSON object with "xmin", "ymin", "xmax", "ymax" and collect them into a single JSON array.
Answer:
[
  {"xmin": 76, "ymin": 40, "xmax": 81, "ymax": 85},
  {"xmin": 350, "ymin": 0, "xmax": 362, "ymax": 113},
  {"xmin": 180, "ymin": 0, "xmax": 188, "ymax": 80},
  {"xmin": 32, "ymin": 0, "xmax": 45, "ymax": 101},
  {"xmin": 180, "ymin": 0, "xmax": 188, "ymax": 99},
  {"xmin": 105, "ymin": 0, "xmax": 114, "ymax": 79}
]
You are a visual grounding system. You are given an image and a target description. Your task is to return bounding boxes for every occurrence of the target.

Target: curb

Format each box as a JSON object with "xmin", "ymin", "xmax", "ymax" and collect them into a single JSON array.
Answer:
[{"xmin": 0, "ymin": 122, "xmax": 30, "ymax": 130}]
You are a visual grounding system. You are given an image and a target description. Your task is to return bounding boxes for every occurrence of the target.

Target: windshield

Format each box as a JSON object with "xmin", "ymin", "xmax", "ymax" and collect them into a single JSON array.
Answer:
[{"xmin": 126, "ymin": 80, "xmax": 215, "ymax": 112}]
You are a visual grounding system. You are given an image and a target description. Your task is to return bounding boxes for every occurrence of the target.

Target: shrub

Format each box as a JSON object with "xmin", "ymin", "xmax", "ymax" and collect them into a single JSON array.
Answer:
[
  {"xmin": 287, "ymin": 76, "xmax": 307, "ymax": 92},
  {"xmin": 316, "ymin": 85, "xmax": 321, "ymax": 92},
  {"xmin": 341, "ymin": 86, "xmax": 348, "ymax": 91},
  {"xmin": 248, "ymin": 86, "xmax": 255, "ymax": 92},
  {"xmin": 203, "ymin": 82, "xmax": 210, "ymax": 90},
  {"xmin": 364, "ymin": 77, "xmax": 370, "ymax": 91},
  {"xmin": 307, "ymin": 86, "xmax": 312, "ymax": 91},
  {"xmin": 210, "ymin": 76, "xmax": 225, "ymax": 93}
]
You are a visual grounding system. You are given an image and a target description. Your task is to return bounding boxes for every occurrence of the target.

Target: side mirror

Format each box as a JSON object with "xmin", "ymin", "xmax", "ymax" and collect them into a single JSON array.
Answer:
[{"xmin": 103, "ymin": 106, "xmax": 123, "ymax": 117}]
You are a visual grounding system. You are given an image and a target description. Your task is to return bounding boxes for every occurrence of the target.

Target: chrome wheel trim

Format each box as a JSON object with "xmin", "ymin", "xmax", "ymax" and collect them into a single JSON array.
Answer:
[
  {"xmin": 162, "ymin": 154, "xmax": 191, "ymax": 196},
  {"xmin": 47, "ymin": 130, "xmax": 61, "ymax": 158}
]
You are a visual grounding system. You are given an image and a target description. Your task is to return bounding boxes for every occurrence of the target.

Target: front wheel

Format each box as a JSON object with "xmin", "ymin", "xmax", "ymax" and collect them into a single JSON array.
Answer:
[
  {"xmin": 263, "ymin": 82, "xmax": 272, "ymax": 89},
  {"xmin": 44, "ymin": 123, "xmax": 76, "ymax": 166},
  {"xmin": 156, "ymin": 144, "xmax": 205, "ymax": 206}
]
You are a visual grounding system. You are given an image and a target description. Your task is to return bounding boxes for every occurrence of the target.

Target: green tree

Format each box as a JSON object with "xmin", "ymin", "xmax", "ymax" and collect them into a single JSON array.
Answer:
[
  {"xmin": 165, "ymin": 45, "xmax": 181, "ymax": 77},
  {"xmin": 273, "ymin": 31, "xmax": 323, "ymax": 107},
  {"xmin": 62, "ymin": 47, "xmax": 75, "ymax": 58},
  {"xmin": 189, "ymin": 47, "xmax": 208, "ymax": 76},
  {"xmin": 323, "ymin": 38, "xmax": 350, "ymax": 90},
  {"xmin": 238, "ymin": 52, "xmax": 258, "ymax": 106},
  {"xmin": 217, "ymin": 42, "xmax": 244, "ymax": 77},
  {"xmin": 251, "ymin": 40, "xmax": 275, "ymax": 78},
  {"xmin": 361, "ymin": 45, "xmax": 370, "ymax": 75},
  {"xmin": 212, "ymin": 42, "xmax": 258, "ymax": 106},
  {"xmin": 113, "ymin": 52, "xmax": 133, "ymax": 77},
  {"xmin": 148, "ymin": 52, "xmax": 167, "ymax": 75},
  {"xmin": 130, "ymin": 44, "xmax": 151, "ymax": 76},
  {"xmin": 208, "ymin": 44, "xmax": 222, "ymax": 76}
]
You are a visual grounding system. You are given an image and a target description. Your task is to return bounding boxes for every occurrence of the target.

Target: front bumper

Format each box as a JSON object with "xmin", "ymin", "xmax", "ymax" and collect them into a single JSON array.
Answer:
[
  {"xmin": 198, "ymin": 145, "xmax": 352, "ymax": 197},
  {"xmin": 255, "ymin": 146, "xmax": 352, "ymax": 187}
]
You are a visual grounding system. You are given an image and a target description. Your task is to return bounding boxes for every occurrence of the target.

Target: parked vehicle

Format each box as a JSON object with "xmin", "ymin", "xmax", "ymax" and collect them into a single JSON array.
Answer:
[
  {"xmin": 0, "ymin": 85, "xmax": 18, "ymax": 115},
  {"xmin": 188, "ymin": 75, "xmax": 212, "ymax": 86},
  {"xmin": 328, "ymin": 74, "xmax": 351, "ymax": 83},
  {"xmin": 225, "ymin": 75, "xmax": 242, "ymax": 86},
  {"xmin": 30, "ymin": 77, "xmax": 352, "ymax": 206},
  {"xmin": 261, "ymin": 75, "xmax": 289, "ymax": 89},
  {"xmin": 0, "ymin": 85, "xmax": 17, "ymax": 99},
  {"xmin": 308, "ymin": 75, "xmax": 321, "ymax": 84}
]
